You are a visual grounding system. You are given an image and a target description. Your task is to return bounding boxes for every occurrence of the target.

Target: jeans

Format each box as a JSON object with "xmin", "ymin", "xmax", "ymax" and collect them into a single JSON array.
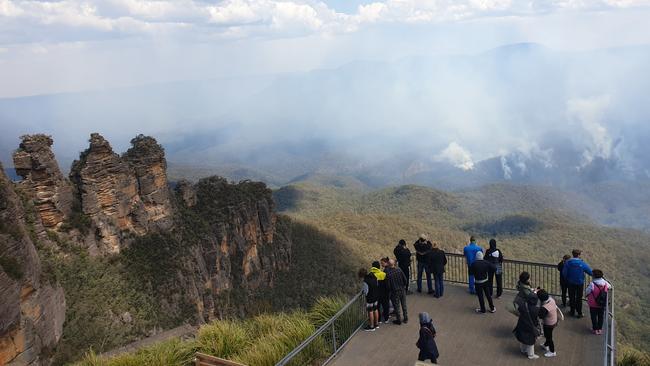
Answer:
[
  {"xmin": 379, "ymin": 296, "xmax": 390, "ymax": 322},
  {"xmin": 560, "ymin": 278, "xmax": 568, "ymax": 307},
  {"xmin": 417, "ymin": 261, "xmax": 433, "ymax": 292},
  {"xmin": 487, "ymin": 271, "xmax": 503, "ymax": 297},
  {"xmin": 391, "ymin": 289, "xmax": 408, "ymax": 321},
  {"xmin": 543, "ymin": 325, "xmax": 555, "ymax": 352},
  {"xmin": 399, "ymin": 264, "xmax": 411, "ymax": 291},
  {"xmin": 433, "ymin": 273, "xmax": 444, "ymax": 297},
  {"xmin": 568, "ymin": 283, "xmax": 584, "ymax": 315},
  {"xmin": 475, "ymin": 281, "xmax": 494, "ymax": 312},
  {"xmin": 590, "ymin": 307, "xmax": 605, "ymax": 330},
  {"xmin": 467, "ymin": 266, "xmax": 475, "ymax": 294}
]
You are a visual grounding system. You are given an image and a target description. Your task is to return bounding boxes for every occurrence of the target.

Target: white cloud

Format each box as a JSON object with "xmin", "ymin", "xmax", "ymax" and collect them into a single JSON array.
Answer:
[{"xmin": 434, "ymin": 142, "xmax": 475, "ymax": 170}]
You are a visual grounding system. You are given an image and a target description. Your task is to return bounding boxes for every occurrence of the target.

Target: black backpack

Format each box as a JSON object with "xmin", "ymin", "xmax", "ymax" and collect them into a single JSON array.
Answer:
[{"xmin": 595, "ymin": 284, "xmax": 608, "ymax": 307}]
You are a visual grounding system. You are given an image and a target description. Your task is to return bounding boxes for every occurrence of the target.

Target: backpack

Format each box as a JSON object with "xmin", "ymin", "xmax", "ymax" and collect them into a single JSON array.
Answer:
[{"xmin": 594, "ymin": 284, "xmax": 608, "ymax": 307}]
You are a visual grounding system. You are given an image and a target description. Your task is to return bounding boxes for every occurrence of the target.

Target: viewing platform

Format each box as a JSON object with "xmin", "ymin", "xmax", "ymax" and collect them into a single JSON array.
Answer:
[
  {"xmin": 329, "ymin": 284, "xmax": 600, "ymax": 366},
  {"xmin": 274, "ymin": 254, "xmax": 615, "ymax": 366}
]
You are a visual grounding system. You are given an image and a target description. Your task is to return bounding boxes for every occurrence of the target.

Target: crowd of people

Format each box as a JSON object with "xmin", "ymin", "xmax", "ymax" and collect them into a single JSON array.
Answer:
[{"xmin": 357, "ymin": 235, "xmax": 611, "ymax": 364}]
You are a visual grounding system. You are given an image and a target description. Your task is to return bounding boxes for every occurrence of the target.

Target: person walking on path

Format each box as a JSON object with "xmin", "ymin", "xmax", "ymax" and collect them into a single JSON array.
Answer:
[
  {"xmin": 469, "ymin": 251, "xmax": 497, "ymax": 313},
  {"xmin": 416, "ymin": 312, "xmax": 439, "ymax": 364},
  {"xmin": 429, "ymin": 243, "xmax": 447, "ymax": 298},
  {"xmin": 557, "ymin": 254, "xmax": 571, "ymax": 307},
  {"xmin": 586, "ymin": 269, "xmax": 611, "ymax": 335},
  {"xmin": 394, "ymin": 239, "xmax": 412, "ymax": 293},
  {"xmin": 514, "ymin": 293, "xmax": 542, "ymax": 359},
  {"xmin": 371, "ymin": 260, "xmax": 390, "ymax": 324},
  {"xmin": 562, "ymin": 249, "xmax": 593, "ymax": 318},
  {"xmin": 485, "ymin": 239, "xmax": 504, "ymax": 298},
  {"xmin": 359, "ymin": 268, "xmax": 379, "ymax": 331},
  {"xmin": 463, "ymin": 236, "xmax": 483, "ymax": 294},
  {"xmin": 537, "ymin": 289, "xmax": 562, "ymax": 358},
  {"xmin": 386, "ymin": 259, "xmax": 409, "ymax": 325},
  {"xmin": 414, "ymin": 235, "xmax": 434, "ymax": 294}
]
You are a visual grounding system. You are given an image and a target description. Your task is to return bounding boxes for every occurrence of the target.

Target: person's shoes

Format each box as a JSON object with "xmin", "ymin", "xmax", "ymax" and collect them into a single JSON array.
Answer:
[
  {"xmin": 576, "ymin": 313, "xmax": 584, "ymax": 319},
  {"xmin": 375, "ymin": 324, "xmax": 379, "ymax": 329},
  {"xmin": 392, "ymin": 320, "xmax": 402, "ymax": 325},
  {"xmin": 544, "ymin": 352, "xmax": 556, "ymax": 358},
  {"xmin": 592, "ymin": 329, "xmax": 598, "ymax": 335},
  {"xmin": 569, "ymin": 311, "xmax": 575, "ymax": 317},
  {"xmin": 489, "ymin": 307, "xmax": 496, "ymax": 313},
  {"xmin": 528, "ymin": 354, "xmax": 540, "ymax": 360},
  {"xmin": 475, "ymin": 308, "xmax": 486, "ymax": 314},
  {"xmin": 363, "ymin": 325, "xmax": 375, "ymax": 332},
  {"xmin": 427, "ymin": 290, "xmax": 435, "ymax": 295},
  {"xmin": 540, "ymin": 345, "xmax": 549, "ymax": 352},
  {"xmin": 403, "ymin": 317, "xmax": 409, "ymax": 324},
  {"xmin": 596, "ymin": 329, "xmax": 603, "ymax": 335},
  {"xmin": 383, "ymin": 319, "xmax": 390, "ymax": 324},
  {"xmin": 417, "ymin": 289, "xmax": 422, "ymax": 293},
  {"xmin": 495, "ymin": 296, "xmax": 501, "ymax": 299}
]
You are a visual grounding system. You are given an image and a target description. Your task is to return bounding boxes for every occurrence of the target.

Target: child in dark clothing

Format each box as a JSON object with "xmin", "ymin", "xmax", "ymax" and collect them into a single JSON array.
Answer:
[
  {"xmin": 359, "ymin": 268, "xmax": 379, "ymax": 331},
  {"xmin": 416, "ymin": 312, "xmax": 439, "ymax": 364}
]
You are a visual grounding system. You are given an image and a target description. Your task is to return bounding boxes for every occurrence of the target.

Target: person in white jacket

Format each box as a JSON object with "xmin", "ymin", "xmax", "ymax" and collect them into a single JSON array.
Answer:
[{"xmin": 585, "ymin": 269, "xmax": 611, "ymax": 335}]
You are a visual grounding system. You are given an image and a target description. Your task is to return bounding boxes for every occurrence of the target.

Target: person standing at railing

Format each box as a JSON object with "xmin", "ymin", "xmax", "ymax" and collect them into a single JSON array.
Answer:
[
  {"xmin": 585, "ymin": 269, "xmax": 611, "ymax": 335},
  {"xmin": 562, "ymin": 249, "xmax": 593, "ymax": 319},
  {"xmin": 537, "ymin": 289, "xmax": 562, "ymax": 358},
  {"xmin": 469, "ymin": 251, "xmax": 497, "ymax": 313},
  {"xmin": 386, "ymin": 259, "xmax": 409, "ymax": 325},
  {"xmin": 374, "ymin": 259, "xmax": 391, "ymax": 324},
  {"xmin": 414, "ymin": 235, "xmax": 434, "ymax": 294},
  {"xmin": 394, "ymin": 239, "xmax": 412, "ymax": 293},
  {"xmin": 557, "ymin": 254, "xmax": 571, "ymax": 308},
  {"xmin": 359, "ymin": 268, "xmax": 380, "ymax": 332},
  {"xmin": 429, "ymin": 243, "xmax": 447, "ymax": 298},
  {"xmin": 485, "ymin": 238, "xmax": 504, "ymax": 299},
  {"xmin": 463, "ymin": 236, "xmax": 483, "ymax": 294}
]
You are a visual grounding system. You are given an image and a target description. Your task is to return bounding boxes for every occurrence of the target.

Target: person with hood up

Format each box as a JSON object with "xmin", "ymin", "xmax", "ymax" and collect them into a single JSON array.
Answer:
[
  {"xmin": 359, "ymin": 268, "xmax": 379, "ymax": 331},
  {"xmin": 562, "ymin": 249, "xmax": 593, "ymax": 318},
  {"xmin": 428, "ymin": 242, "xmax": 447, "ymax": 298},
  {"xmin": 394, "ymin": 239, "xmax": 412, "ymax": 293},
  {"xmin": 585, "ymin": 269, "xmax": 611, "ymax": 335},
  {"xmin": 537, "ymin": 289, "xmax": 562, "ymax": 358},
  {"xmin": 557, "ymin": 254, "xmax": 571, "ymax": 307},
  {"xmin": 372, "ymin": 260, "xmax": 390, "ymax": 324},
  {"xmin": 416, "ymin": 312, "xmax": 439, "ymax": 364},
  {"xmin": 514, "ymin": 291, "xmax": 541, "ymax": 359},
  {"xmin": 469, "ymin": 251, "xmax": 497, "ymax": 313},
  {"xmin": 414, "ymin": 234, "xmax": 434, "ymax": 294},
  {"xmin": 463, "ymin": 236, "xmax": 483, "ymax": 294},
  {"xmin": 485, "ymin": 239, "xmax": 504, "ymax": 298}
]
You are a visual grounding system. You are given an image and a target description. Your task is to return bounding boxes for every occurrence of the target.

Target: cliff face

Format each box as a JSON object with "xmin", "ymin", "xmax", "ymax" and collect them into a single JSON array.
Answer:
[
  {"xmin": 12, "ymin": 135, "xmax": 73, "ymax": 229},
  {"xmin": 69, "ymin": 133, "xmax": 173, "ymax": 254},
  {"xmin": 0, "ymin": 163, "xmax": 66, "ymax": 366}
]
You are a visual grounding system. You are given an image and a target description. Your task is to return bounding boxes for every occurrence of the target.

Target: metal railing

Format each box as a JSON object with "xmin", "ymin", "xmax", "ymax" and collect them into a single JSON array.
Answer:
[
  {"xmin": 274, "ymin": 292, "xmax": 366, "ymax": 366},
  {"xmin": 604, "ymin": 287, "xmax": 616, "ymax": 366}
]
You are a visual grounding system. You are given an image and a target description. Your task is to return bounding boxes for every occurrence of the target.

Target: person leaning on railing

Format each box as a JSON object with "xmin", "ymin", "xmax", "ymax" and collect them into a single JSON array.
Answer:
[
  {"xmin": 394, "ymin": 239, "xmax": 412, "ymax": 293},
  {"xmin": 585, "ymin": 269, "xmax": 611, "ymax": 335}
]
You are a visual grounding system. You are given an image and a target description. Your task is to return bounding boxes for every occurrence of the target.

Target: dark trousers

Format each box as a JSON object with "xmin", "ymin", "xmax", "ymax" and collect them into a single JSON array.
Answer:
[
  {"xmin": 475, "ymin": 281, "xmax": 494, "ymax": 312},
  {"xmin": 399, "ymin": 264, "xmax": 411, "ymax": 291},
  {"xmin": 418, "ymin": 350, "xmax": 438, "ymax": 364},
  {"xmin": 391, "ymin": 289, "xmax": 408, "ymax": 321},
  {"xmin": 417, "ymin": 261, "xmax": 433, "ymax": 292},
  {"xmin": 543, "ymin": 325, "xmax": 555, "ymax": 352},
  {"xmin": 487, "ymin": 271, "xmax": 503, "ymax": 297},
  {"xmin": 568, "ymin": 283, "xmax": 584, "ymax": 315},
  {"xmin": 560, "ymin": 278, "xmax": 568, "ymax": 307},
  {"xmin": 590, "ymin": 307, "xmax": 605, "ymax": 330},
  {"xmin": 379, "ymin": 296, "xmax": 390, "ymax": 322},
  {"xmin": 433, "ymin": 273, "xmax": 444, "ymax": 297}
]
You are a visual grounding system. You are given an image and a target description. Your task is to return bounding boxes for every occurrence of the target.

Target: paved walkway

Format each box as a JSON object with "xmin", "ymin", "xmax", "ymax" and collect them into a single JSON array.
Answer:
[
  {"xmin": 100, "ymin": 324, "xmax": 196, "ymax": 358},
  {"xmin": 329, "ymin": 283, "xmax": 602, "ymax": 366}
]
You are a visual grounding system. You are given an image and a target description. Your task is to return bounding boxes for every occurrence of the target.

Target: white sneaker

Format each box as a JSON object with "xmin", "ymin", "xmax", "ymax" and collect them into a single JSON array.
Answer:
[
  {"xmin": 544, "ymin": 352, "xmax": 557, "ymax": 358},
  {"xmin": 528, "ymin": 354, "xmax": 540, "ymax": 360}
]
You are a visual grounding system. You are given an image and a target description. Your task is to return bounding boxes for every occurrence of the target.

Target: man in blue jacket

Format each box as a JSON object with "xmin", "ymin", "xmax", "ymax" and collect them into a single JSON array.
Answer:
[
  {"xmin": 463, "ymin": 236, "xmax": 483, "ymax": 294},
  {"xmin": 562, "ymin": 249, "xmax": 593, "ymax": 318}
]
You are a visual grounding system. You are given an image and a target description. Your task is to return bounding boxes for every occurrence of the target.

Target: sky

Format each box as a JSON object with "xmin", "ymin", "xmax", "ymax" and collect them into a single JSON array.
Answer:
[{"xmin": 1, "ymin": 0, "xmax": 650, "ymax": 98}]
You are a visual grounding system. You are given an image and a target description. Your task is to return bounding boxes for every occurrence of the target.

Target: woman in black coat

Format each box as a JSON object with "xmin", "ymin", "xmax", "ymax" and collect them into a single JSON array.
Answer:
[
  {"xmin": 514, "ymin": 294, "xmax": 541, "ymax": 359},
  {"xmin": 416, "ymin": 312, "xmax": 439, "ymax": 364}
]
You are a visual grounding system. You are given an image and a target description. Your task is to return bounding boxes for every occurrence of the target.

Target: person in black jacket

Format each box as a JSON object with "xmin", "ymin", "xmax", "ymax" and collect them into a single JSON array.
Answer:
[
  {"xmin": 416, "ymin": 312, "xmax": 439, "ymax": 364},
  {"xmin": 428, "ymin": 243, "xmax": 447, "ymax": 298},
  {"xmin": 469, "ymin": 251, "xmax": 497, "ymax": 313},
  {"xmin": 359, "ymin": 268, "xmax": 379, "ymax": 331},
  {"xmin": 557, "ymin": 254, "xmax": 571, "ymax": 307},
  {"xmin": 514, "ymin": 293, "xmax": 541, "ymax": 359},
  {"xmin": 393, "ymin": 239, "xmax": 412, "ymax": 292},
  {"xmin": 414, "ymin": 234, "xmax": 434, "ymax": 294},
  {"xmin": 386, "ymin": 259, "xmax": 409, "ymax": 325},
  {"xmin": 485, "ymin": 239, "xmax": 504, "ymax": 298}
]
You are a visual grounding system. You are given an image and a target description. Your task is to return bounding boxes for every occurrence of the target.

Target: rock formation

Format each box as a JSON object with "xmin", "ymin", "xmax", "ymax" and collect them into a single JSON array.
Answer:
[
  {"xmin": 0, "ymin": 163, "xmax": 66, "ymax": 366},
  {"xmin": 12, "ymin": 135, "xmax": 73, "ymax": 229},
  {"xmin": 69, "ymin": 133, "xmax": 173, "ymax": 254}
]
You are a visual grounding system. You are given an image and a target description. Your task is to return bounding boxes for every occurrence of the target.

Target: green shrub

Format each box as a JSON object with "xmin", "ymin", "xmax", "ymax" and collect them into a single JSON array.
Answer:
[
  {"xmin": 195, "ymin": 320, "xmax": 249, "ymax": 359},
  {"xmin": 308, "ymin": 296, "xmax": 347, "ymax": 328},
  {"xmin": 618, "ymin": 347, "xmax": 650, "ymax": 366}
]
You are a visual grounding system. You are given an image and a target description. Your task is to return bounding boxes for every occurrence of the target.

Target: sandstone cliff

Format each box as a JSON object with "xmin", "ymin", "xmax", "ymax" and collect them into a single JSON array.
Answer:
[
  {"xmin": 12, "ymin": 135, "xmax": 73, "ymax": 229},
  {"xmin": 0, "ymin": 163, "xmax": 66, "ymax": 366}
]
